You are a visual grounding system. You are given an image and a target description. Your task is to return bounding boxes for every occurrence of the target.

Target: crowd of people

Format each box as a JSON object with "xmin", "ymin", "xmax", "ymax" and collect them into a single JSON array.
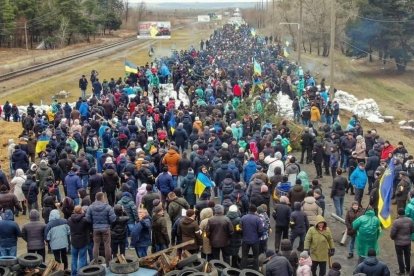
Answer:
[{"xmin": 0, "ymin": 23, "xmax": 413, "ymax": 276}]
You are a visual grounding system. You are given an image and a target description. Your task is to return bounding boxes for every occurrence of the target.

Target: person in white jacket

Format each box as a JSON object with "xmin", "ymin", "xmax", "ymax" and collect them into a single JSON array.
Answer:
[{"xmin": 265, "ymin": 152, "xmax": 284, "ymax": 178}]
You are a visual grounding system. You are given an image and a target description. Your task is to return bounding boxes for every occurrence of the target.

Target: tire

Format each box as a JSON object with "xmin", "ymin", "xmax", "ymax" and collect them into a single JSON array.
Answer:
[
  {"xmin": 208, "ymin": 260, "xmax": 230, "ymax": 275},
  {"xmin": 222, "ymin": 267, "xmax": 242, "ymax": 276},
  {"xmin": 178, "ymin": 268, "xmax": 198, "ymax": 276},
  {"xmin": 0, "ymin": 257, "xmax": 17, "ymax": 267},
  {"xmin": 164, "ymin": 270, "xmax": 180, "ymax": 276},
  {"xmin": 17, "ymin": 253, "xmax": 43, "ymax": 268},
  {"xmin": 109, "ymin": 256, "xmax": 139, "ymax": 274},
  {"xmin": 188, "ymin": 273, "xmax": 209, "ymax": 276},
  {"xmin": 190, "ymin": 258, "xmax": 206, "ymax": 271},
  {"xmin": 90, "ymin": 256, "xmax": 106, "ymax": 266},
  {"xmin": 10, "ymin": 264, "xmax": 21, "ymax": 272},
  {"xmin": 240, "ymin": 268, "xmax": 264, "ymax": 276},
  {"xmin": 176, "ymin": 254, "xmax": 199, "ymax": 269},
  {"xmin": 0, "ymin": 267, "xmax": 10, "ymax": 276},
  {"xmin": 78, "ymin": 265, "xmax": 106, "ymax": 276}
]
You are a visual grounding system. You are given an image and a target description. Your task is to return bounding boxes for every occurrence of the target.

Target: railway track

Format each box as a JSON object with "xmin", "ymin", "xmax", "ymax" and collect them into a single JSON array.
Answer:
[
  {"xmin": 0, "ymin": 23, "xmax": 189, "ymax": 83},
  {"xmin": 0, "ymin": 36, "xmax": 142, "ymax": 83}
]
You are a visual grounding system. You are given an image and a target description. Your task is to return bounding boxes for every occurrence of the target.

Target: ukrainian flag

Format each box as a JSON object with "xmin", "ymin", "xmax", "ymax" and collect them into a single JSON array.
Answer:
[
  {"xmin": 378, "ymin": 158, "xmax": 395, "ymax": 228},
  {"xmin": 168, "ymin": 112, "xmax": 176, "ymax": 135},
  {"xmin": 125, "ymin": 60, "xmax": 138, "ymax": 74},
  {"xmin": 195, "ymin": 172, "xmax": 213, "ymax": 197},
  {"xmin": 253, "ymin": 59, "xmax": 262, "ymax": 76},
  {"xmin": 35, "ymin": 134, "xmax": 50, "ymax": 154}
]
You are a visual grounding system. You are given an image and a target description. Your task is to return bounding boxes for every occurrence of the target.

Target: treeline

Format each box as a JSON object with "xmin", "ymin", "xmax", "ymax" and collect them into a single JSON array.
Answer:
[{"xmin": 0, "ymin": 0, "xmax": 124, "ymax": 49}]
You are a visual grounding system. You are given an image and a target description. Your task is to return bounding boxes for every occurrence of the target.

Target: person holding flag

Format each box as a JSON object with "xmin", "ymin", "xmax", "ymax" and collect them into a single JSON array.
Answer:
[{"xmin": 194, "ymin": 165, "xmax": 214, "ymax": 198}]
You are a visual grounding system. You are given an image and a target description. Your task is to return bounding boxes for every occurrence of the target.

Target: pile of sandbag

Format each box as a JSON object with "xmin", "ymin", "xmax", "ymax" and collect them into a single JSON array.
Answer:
[{"xmin": 399, "ymin": 120, "xmax": 414, "ymax": 133}]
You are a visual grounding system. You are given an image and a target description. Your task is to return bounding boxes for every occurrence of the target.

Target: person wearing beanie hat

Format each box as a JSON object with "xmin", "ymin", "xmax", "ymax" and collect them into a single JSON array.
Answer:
[
  {"xmin": 264, "ymin": 247, "xmax": 294, "ymax": 276},
  {"xmin": 205, "ymin": 204, "xmax": 233, "ymax": 263},
  {"xmin": 313, "ymin": 189, "xmax": 325, "ymax": 216},
  {"xmin": 390, "ymin": 208, "xmax": 413, "ymax": 275},
  {"xmin": 327, "ymin": 262, "xmax": 341, "ymax": 276},
  {"xmin": 345, "ymin": 201, "xmax": 364, "ymax": 259},
  {"xmin": 354, "ymin": 248, "xmax": 390, "ymax": 276},
  {"xmin": 395, "ymin": 171, "xmax": 411, "ymax": 210},
  {"xmin": 181, "ymin": 165, "xmax": 196, "ymax": 208},
  {"xmin": 241, "ymin": 204, "xmax": 264, "ymax": 270},
  {"xmin": 273, "ymin": 194, "xmax": 291, "ymax": 253},
  {"xmin": 68, "ymin": 205, "xmax": 90, "ymax": 275},
  {"xmin": 297, "ymin": 250, "xmax": 312, "ymax": 276},
  {"xmin": 21, "ymin": 209, "xmax": 46, "ymax": 261},
  {"xmin": 167, "ymin": 191, "xmax": 190, "ymax": 226},
  {"xmin": 117, "ymin": 191, "xmax": 138, "ymax": 247}
]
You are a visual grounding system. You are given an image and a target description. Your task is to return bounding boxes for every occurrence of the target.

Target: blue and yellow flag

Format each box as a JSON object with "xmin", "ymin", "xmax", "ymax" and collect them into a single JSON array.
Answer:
[
  {"xmin": 168, "ymin": 112, "xmax": 176, "ymax": 135},
  {"xmin": 35, "ymin": 134, "xmax": 50, "ymax": 154},
  {"xmin": 125, "ymin": 60, "xmax": 138, "ymax": 74},
  {"xmin": 195, "ymin": 172, "xmax": 213, "ymax": 197},
  {"xmin": 378, "ymin": 158, "xmax": 395, "ymax": 228},
  {"xmin": 253, "ymin": 59, "xmax": 262, "ymax": 76}
]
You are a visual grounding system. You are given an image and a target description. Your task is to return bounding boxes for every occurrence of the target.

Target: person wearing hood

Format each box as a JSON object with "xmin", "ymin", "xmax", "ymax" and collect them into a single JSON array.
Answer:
[
  {"xmin": 12, "ymin": 145, "xmax": 29, "ymax": 173},
  {"xmin": 199, "ymin": 207, "xmax": 213, "ymax": 260},
  {"xmin": 131, "ymin": 208, "xmax": 152, "ymax": 257},
  {"xmin": 68, "ymin": 206, "xmax": 91, "ymax": 276},
  {"xmin": 297, "ymin": 250, "xmax": 312, "ymax": 276},
  {"xmin": 181, "ymin": 168, "xmax": 196, "ymax": 208},
  {"xmin": 162, "ymin": 146, "xmax": 181, "ymax": 185},
  {"xmin": 353, "ymin": 248, "xmax": 390, "ymax": 276},
  {"xmin": 304, "ymin": 215, "xmax": 334, "ymax": 276},
  {"xmin": 301, "ymin": 191, "xmax": 323, "ymax": 227},
  {"xmin": 246, "ymin": 177, "xmax": 265, "ymax": 200},
  {"xmin": 11, "ymin": 168, "xmax": 27, "ymax": 216},
  {"xmin": 206, "ymin": 204, "xmax": 234, "ymax": 263},
  {"xmin": 45, "ymin": 209, "xmax": 70, "ymax": 269},
  {"xmin": 36, "ymin": 159, "xmax": 54, "ymax": 201},
  {"xmin": 102, "ymin": 167, "xmax": 119, "ymax": 206},
  {"xmin": 352, "ymin": 207, "xmax": 380, "ymax": 263},
  {"xmin": 225, "ymin": 205, "xmax": 242, "ymax": 267},
  {"xmin": 390, "ymin": 208, "xmax": 414, "ymax": 275},
  {"xmin": 0, "ymin": 209, "xmax": 20, "ymax": 256},
  {"xmin": 178, "ymin": 209, "xmax": 201, "ymax": 254},
  {"xmin": 350, "ymin": 162, "xmax": 368, "ymax": 206},
  {"xmin": 136, "ymin": 183, "xmax": 148, "ymax": 212},
  {"xmin": 151, "ymin": 206, "xmax": 170, "ymax": 252},
  {"xmin": 167, "ymin": 190, "xmax": 190, "ymax": 225},
  {"xmin": 65, "ymin": 167, "xmax": 82, "ymax": 206},
  {"xmin": 243, "ymin": 157, "xmax": 257, "ymax": 183},
  {"xmin": 117, "ymin": 191, "xmax": 138, "ymax": 248},
  {"xmin": 21, "ymin": 209, "xmax": 46, "ymax": 261}
]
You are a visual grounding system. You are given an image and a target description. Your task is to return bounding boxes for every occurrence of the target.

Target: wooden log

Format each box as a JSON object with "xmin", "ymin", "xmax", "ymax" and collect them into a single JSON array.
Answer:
[
  {"xmin": 42, "ymin": 260, "xmax": 57, "ymax": 276},
  {"xmin": 117, "ymin": 254, "xmax": 127, "ymax": 264},
  {"xmin": 139, "ymin": 239, "xmax": 195, "ymax": 263}
]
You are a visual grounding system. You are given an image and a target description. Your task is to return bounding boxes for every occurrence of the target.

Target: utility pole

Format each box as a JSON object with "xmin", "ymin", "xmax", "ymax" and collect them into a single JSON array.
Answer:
[
  {"xmin": 298, "ymin": 0, "xmax": 303, "ymax": 65},
  {"xmin": 125, "ymin": 1, "xmax": 129, "ymax": 23},
  {"xmin": 24, "ymin": 21, "xmax": 28, "ymax": 53},
  {"xmin": 329, "ymin": 0, "xmax": 336, "ymax": 101}
]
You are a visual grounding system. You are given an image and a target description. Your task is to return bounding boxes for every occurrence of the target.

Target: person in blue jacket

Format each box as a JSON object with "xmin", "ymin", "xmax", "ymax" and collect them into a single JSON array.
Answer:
[
  {"xmin": 131, "ymin": 208, "xmax": 152, "ymax": 257},
  {"xmin": 0, "ymin": 209, "xmax": 21, "ymax": 256},
  {"xmin": 156, "ymin": 167, "xmax": 175, "ymax": 207},
  {"xmin": 350, "ymin": 162, "xmax": 368, "ymax": 207},
  {"xmin": 78, "ymin": 100, "xmax": 89, "ymax": 121},
  {"xmin": 65, "ymin": 167, "xmax": 83, "ymax": 205},
  {"xmin": 243, "ymin": 157, "xmax": 257, "ymax": 183}
]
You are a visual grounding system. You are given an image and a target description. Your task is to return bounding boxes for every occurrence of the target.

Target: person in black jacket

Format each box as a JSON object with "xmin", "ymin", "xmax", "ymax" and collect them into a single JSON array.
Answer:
[
  {"xmin": 88, "ymin": 168, "xmax": 103, "ymax": 203},
  {"xmin": 365, "ymin": 149, "xmax": 380, "ymax": 194},
  {"xmin": 272, "ymin": 196, "xmax": 291, "ymax": 253},
  {"xmin": 331, "ymin": 168, "xmax": 348, "ymax": 217},
  {"xmin": 312, "ymin": 143, "xmax": 324, "ymax": 178},
  {"xmin": 300, "ymin": 128, "xmax": 314, "ymax": 164},
  {"xmin": 68, "ymin": 206, "xmax": 91, "ymax": 275},
  {"xmin": 79, "ymin": 75, "xmax": 88, "ymax": 99},
  {"xmin": 110, "ymin": 205, "xmax": 129, "ymax": 257},
  {"xmin": 289, "ymin": 202, "xmax": 309, "ymax": 252}
]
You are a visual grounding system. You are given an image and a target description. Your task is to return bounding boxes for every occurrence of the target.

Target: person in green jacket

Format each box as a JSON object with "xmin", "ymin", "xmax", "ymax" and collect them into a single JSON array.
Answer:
[
  {"xmin": 297, "ymin": 171, "xmax": 310, "ymax": 193},
  {"xmin": 352, "ymin": 208, "xmax": 381, "ymax": 263},
  {"xmin": 405, "ymin": 196, "xmax": 414, "ymax": 241},
  {"xmin": 304, "ymin": 215, "xmax": 335, "ymax": 276},
  {"xmin": 150, "ymin": 73, "xmax": 160, "ymax": 89}
]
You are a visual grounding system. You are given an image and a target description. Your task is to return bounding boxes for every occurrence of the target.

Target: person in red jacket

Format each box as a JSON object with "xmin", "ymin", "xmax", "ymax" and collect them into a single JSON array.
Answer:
[
  {"xmin": 380, "ymin": 140, "xmax": 395, "ymax": 162},
  {"xmin": 233, "ymin": 83, "xmax": 242, "ymax": 97}
]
